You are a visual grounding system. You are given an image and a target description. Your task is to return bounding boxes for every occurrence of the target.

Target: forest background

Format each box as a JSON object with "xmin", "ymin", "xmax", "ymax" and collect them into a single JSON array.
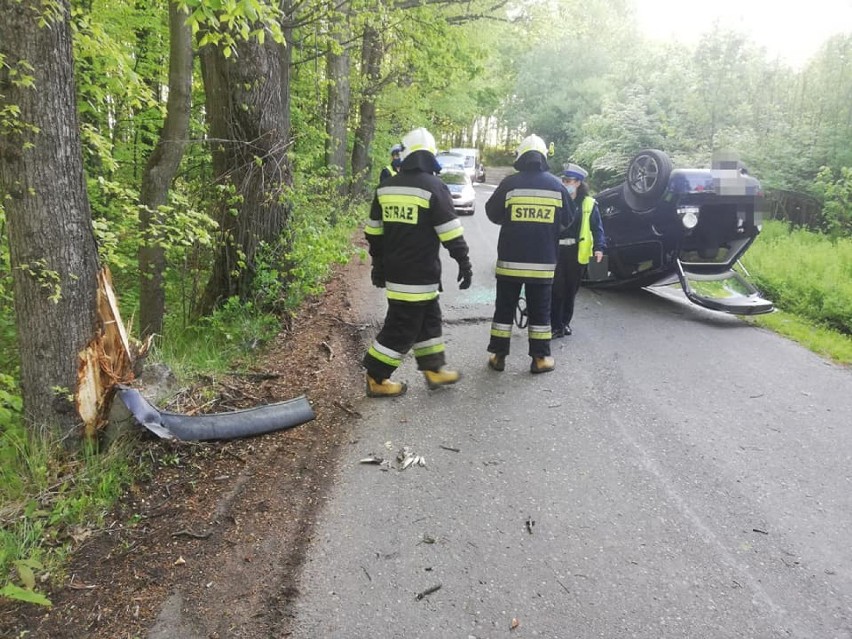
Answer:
[{"xmin": 0, "ymin": 0, "xmax": 850, "ymax": 607}]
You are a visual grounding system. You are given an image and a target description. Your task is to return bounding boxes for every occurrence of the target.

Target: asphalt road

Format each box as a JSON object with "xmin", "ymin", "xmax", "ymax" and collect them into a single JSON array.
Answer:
[{"xmin": 287, "ymin": 178, "xmax": 852, "ymax": 638}]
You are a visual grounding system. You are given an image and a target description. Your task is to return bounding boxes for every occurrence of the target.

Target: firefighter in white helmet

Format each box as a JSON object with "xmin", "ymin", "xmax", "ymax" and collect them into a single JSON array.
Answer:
[
  {"xmin": 484, "ymin": 134, "xmax": 577, "ymax": 374},
  {"xmin": 363, "ymin": 127, "xmax": 473, "ymax": 397}
]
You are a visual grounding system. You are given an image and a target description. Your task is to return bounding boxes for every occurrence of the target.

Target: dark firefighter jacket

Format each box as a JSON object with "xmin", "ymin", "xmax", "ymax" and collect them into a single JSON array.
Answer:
[
  {"xmin": 365, "ymin": 151, "xmax": 470, "ymax": 303},
  {"xmin": 485, "ymin": 151, "xmax": 577, "ymax": 283}
]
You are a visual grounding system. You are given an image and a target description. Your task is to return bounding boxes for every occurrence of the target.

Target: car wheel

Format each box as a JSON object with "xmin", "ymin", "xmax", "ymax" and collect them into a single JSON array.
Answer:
[{"xmin": 622, "ymin": 149, "xmax": 672, "ymax": 210}]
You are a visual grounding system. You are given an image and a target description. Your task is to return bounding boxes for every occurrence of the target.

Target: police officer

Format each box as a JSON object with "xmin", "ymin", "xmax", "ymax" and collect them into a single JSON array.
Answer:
[
  {"xmin": 485, "ymin": 135, "xmax": 576, "ymax": 374},
  {"xmin": 551, "ymin": 163, "xmax": 606, "ymax": 337},
  {"xmin": 363, "ymin": 128, "xmax": 473, "ymax": 397},
  {"xmin": 379, "ymin": 144, "xmax": 403, "ymax": 183}
]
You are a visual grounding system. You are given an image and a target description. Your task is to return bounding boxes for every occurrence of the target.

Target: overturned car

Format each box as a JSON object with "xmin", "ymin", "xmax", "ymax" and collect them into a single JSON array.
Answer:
[{"xmin": 584, "ymin": 149, "xmax": 774, "ymax": 315}]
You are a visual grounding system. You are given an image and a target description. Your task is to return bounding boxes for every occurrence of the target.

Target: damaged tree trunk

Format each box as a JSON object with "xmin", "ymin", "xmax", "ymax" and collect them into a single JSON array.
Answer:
[
  {"xmin": 78, "ymin": 269, "xmax": 148, "ymax": 438},
  {"xmin": 0, "ymin": 0, "xmax": 102, "ymax": 443}
]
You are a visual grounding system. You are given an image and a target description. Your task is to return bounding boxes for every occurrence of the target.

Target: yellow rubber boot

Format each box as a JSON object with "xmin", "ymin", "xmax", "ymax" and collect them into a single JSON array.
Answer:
[
  {"xmin": 487, "ymin": 354, "xmax": 506, "ymax": 372},
  {"xmin": 530, "ymin": 356, "xmax": 555, "ymax": 374},
  {"xmin": 366, "ymin": 374, "xmax": 407, "ymax": 398},
  {"xmin": 423, "ymin": 367, "xmax": 461, "ymax": 389}
]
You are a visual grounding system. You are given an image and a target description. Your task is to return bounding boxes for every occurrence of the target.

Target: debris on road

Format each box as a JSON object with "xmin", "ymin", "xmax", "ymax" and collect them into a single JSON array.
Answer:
[
  {"xmin": 438, "ymin": 444, "xmax": 460, "ymax": 453},
  {"xmin": 359, "ymin": 456, "xmax": 384, "ymax": 465},
  {"xmin": 415, "ymin": 583, "xmax": 442, "ymax": 600},
  {"xmin": 525, "ymin": 517, "xmax": 535, "ymax": 534},
  {"xmin": 397, "ymin": 446, "xmax": 426, "ymax": 470},
  {"xmin": 511, "ymin": 617, "xmax": 520, "ymax": 630}
]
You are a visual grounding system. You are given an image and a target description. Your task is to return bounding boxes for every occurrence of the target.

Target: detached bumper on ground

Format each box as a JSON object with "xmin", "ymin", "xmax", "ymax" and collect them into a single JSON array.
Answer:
[{"xmin": 118, "ymin": 387, "xmax": 315, "ymax": 441}]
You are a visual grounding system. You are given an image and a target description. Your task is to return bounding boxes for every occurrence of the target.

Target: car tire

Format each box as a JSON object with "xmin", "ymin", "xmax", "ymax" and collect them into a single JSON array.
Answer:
[{"xmin": 622, "ymin": 149, "xmax": 672, "ymax": 210}]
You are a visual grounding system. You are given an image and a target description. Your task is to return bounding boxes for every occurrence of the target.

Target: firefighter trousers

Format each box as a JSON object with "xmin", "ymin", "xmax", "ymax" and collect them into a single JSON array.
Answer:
[
  {"xmin": 488, "ymin": 280, "xmax": 552, "ymax": 358},
  {"xmin": 363, "ymin": 298, "xmax": 446, "ymax": 381}
]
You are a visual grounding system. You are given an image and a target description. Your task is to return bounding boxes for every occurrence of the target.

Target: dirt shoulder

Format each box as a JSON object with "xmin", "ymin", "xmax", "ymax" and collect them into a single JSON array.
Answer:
[{"xmin": 0, "ymin": 253, "xmax": 375, "ymax": 638}]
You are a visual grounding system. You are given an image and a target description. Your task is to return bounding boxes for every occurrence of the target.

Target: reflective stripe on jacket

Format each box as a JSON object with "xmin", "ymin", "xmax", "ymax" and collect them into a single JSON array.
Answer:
[
  {"xmin": 485, "ymin": 165, "xmax": 576, "ymax": 284},
  {"xmin": 365, "ymin": 151, "xmax": 469, "ymax": 300}
]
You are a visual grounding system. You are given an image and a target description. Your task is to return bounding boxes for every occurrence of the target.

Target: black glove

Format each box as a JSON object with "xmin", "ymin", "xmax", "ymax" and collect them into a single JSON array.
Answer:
[
  {"xmin": 457, "ymin": 261, "xmax": 472, "ymax": 290},
  {"xmin": 371, "ymin": 268, "xmax": 385, "ymax": 288}
]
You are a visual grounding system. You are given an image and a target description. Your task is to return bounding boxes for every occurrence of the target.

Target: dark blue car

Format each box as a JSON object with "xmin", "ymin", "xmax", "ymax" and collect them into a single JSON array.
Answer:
[{"xmin": 584, "ymin": 149, "xmax": 774, "ymax": 315}]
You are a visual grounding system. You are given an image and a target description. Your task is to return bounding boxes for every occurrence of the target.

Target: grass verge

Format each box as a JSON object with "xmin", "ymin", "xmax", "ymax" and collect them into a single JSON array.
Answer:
[
  {"xmin": 0, "ymin": 423, "xmax": 140, "ymax": 606},
  {"xmin": 746, "ymin": 310, "xmax": 852, "ymax": 366}
]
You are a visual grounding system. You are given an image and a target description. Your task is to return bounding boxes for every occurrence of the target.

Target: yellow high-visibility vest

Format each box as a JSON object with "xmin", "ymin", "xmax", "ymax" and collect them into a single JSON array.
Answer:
[{"xmin": 578, "ymin": 196, "xmax": 597, "ymax": 265}]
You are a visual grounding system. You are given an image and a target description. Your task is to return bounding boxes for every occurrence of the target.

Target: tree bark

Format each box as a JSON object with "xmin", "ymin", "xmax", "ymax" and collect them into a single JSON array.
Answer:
[
  {"xmin": 138, "ymin": 0, "xmax": 193, "ymax": 339},
  {"xmin": 0, "ymin": 0, "xmax": 101, "ymax": 441},
  {"xmin": 325, "ymin": 3, "xmax": 351, "ymax": 204},
  {"xmin": 280, "ymin": 4, "xmax": 293, "ymax": 142},
  {"xmin": 198, "ymin": 33, "xmax": 292, "ymax": 314},
  {"xmin": 350, "ymin": 25, "xmax": 383, "ymax": 199}
]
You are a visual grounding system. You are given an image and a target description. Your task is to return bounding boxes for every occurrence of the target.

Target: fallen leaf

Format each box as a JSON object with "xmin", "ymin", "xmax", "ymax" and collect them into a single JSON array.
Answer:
[{"xmin": 174, "ymin": 556, "xmax": 186, "ymax": 566}]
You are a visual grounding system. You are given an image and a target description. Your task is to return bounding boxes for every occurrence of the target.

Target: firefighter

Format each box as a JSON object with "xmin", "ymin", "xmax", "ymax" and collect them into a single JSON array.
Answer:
[
  {"xmin": 484, "ymin": 135, "xmax": 576, "ymax": 374},
  {"xmin": 379, "ymin": 144, "xmax": 403, "ymax": 183},
  {"xmin": 363, "ymin": 127, "xmax": 473, "ymax": 397}
]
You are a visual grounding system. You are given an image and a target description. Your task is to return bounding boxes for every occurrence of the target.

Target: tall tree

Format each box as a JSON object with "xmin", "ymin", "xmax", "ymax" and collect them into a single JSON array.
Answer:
[
  {"xmin": 0, "ymin": 0, "xmax": 101, "ymax": 440},
  {"xmin": 350, "ymin": 23, "xmax": 383, "ymax": 198},
  {"xmin": 325, "ymin": 0, "xmax": 352, "ymax": 195},
  {"xmin": 198, "ymin": 25, "xmax": 292, "ymax": 312},
  {"xmin": 138, "ymin": 0, "xmax": 193, "ymax": 338}
]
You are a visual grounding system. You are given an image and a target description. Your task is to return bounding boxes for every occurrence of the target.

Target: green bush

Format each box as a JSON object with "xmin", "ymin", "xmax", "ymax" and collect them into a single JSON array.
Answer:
[
  {"xmin": 745, "ymin": 220, "xmax": 852, "ymax": 334},
  {"xmin": 278, "ymin": 170, "xmax": 364, "ymax": 313},
  {"xmin": 482, "ymin": 146, "xmax": 515, "ymax": 167},
  {"xmin": 814, "ymin": 166, "xmax": 852, "ymax": 236}
]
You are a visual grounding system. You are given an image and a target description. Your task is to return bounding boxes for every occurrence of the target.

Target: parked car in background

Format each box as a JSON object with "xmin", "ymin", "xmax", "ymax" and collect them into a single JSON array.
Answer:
[
  {"xmin": 440, "ymin": 168, "xmax": 476, "ymax": 215},
  {"xmin": 448, "ymin": 147, "xmax": 486, "ymax": 183},
  {"xmin": 436, "ymin": 152, "xmax": 466, "ymax": 172},
  {"xmin": 584, "ymin": 149, "xmax": 774, "ymax": 315}
]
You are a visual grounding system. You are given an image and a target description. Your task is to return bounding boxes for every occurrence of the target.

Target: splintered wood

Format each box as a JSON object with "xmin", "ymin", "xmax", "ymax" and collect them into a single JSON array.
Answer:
[{"xmin": 76, "ymin": 267, "xmax": 151, "ymax": 438}]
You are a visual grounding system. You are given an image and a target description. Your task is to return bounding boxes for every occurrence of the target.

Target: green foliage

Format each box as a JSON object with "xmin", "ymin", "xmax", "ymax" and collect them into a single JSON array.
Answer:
[
  {"xmin": 813, "ymin": 166, "xmax": 852, "ymax": 236},
  {"xmin": 0, "ymin": 204, "xmax": 18, "ymax": 375},
  {"xmin": 0, "ymin": 53, "xmax": 39, "ymax": 141},
  {"xmin": 0, "ymin": 423, "xmax": 136, "ymax": 607},
  {"xmin": 156, "ymin": 296, "xmax": 279, "ymax": 378},
  {"xmin": 178, "ymin": 0, "xmax": 285, "ymax": 54},
  {"xmin": 745, "ymin": 220, "xmax": 852, "ymax": 335},
  {"xmin": 482, "ymin": 146, "xmax": 515, "ymax": 167},
  {"xmin": 278, "ymin": 170, "xmax": 363, "ymax": 313},
  {"xmin": 0, "ymin": 373, "xmax": 23, "ymax": 429}
]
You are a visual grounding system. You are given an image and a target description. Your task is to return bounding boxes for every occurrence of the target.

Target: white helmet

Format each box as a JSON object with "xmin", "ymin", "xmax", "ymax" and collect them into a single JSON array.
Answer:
[
  {"xmin": 515, "ymin": 134, "xmax": 547, "ymax": 160},
  {"xmin": 401, "ymin": 127, "xmax": 437, "ymax": 159}
]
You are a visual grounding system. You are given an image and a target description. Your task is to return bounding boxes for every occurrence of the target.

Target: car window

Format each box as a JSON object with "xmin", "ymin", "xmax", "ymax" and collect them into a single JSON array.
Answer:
[
  {"xmin": 441, "ymin": 172, "xmax": 468, "ymax": 185},
  {"xmin": 436, "ymin": 153, "xmax": 465, "ymax": 169}
]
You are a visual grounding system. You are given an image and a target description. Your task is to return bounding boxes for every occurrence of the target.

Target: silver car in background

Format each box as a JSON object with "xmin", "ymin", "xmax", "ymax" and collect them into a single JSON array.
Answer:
[{"xmin": 440, "ymin": 168, "xmax": 476, "ymax": 215}]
